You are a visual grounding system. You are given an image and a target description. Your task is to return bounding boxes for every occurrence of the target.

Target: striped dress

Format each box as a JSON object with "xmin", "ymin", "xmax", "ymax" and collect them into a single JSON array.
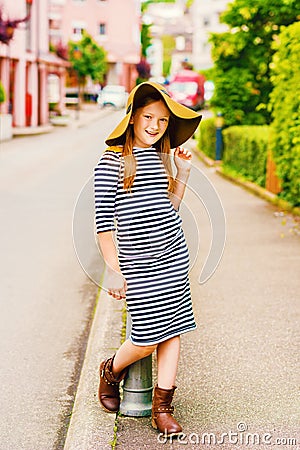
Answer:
[{"xmin": 94, "ymin": 146, "xmax": 196, "ymax": 346}]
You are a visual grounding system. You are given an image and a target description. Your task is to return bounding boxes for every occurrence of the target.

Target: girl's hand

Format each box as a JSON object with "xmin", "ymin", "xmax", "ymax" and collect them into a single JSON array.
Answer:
[
  {"xmin": 174, "ymin": 147, "xmax": 192, "ymax": 173},
  {"xmin": 105, "ymin": 267, "xmax": 127, "ymax": 300}
]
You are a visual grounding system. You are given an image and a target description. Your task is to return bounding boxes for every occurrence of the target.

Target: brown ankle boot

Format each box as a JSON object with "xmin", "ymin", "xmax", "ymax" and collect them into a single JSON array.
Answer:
[
  {"xmin": 98, "ymin": 356, "xmax": 128, "ymax": 413},
  {"xmin": 151, "ymin": 385, "xmax": 183, "ymax": 436}
]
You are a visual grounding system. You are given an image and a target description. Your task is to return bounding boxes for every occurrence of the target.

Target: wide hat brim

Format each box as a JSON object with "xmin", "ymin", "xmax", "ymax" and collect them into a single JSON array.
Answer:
[{"xmin": 105, "ymin": 81, "xmax": 202, "ymax": 149}]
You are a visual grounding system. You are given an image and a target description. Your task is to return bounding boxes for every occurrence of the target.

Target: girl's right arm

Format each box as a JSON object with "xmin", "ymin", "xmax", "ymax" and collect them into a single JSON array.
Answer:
[
  {"xmin": 97, "ymin": 231, "xmax": 127, "ymax": 300},
  {"xmin": 98, "ymin": 231, "xmax": 127, "ymax": 300},
  {"xmin": 94, "ymin": 149, "xmax": 126, "ymax": 300},
  {"xmin": 97, "ymin": 231, "xmax": 120, "ymax": 272}
]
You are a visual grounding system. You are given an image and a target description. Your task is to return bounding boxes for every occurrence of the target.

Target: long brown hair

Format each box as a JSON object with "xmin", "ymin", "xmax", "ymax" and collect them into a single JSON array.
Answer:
[{"xmin": 122, "ymin": 94, "xmax": 175, "ymax": 192}]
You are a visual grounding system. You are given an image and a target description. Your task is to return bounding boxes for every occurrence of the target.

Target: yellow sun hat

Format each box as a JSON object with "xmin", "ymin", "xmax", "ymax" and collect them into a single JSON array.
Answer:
[{"xmin": 105, "ymin": 81, "xmax": 202, "ymax": 149}]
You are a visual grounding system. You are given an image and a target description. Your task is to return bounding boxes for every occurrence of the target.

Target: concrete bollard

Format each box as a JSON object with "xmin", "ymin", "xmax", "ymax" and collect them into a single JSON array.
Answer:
[{"xmin": 119, "ymin": 312, "xmax": 153, "ymax": 417}]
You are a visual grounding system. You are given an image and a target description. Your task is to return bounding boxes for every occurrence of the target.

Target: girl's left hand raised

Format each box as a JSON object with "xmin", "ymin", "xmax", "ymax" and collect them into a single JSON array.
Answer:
[{"xmin": 174, "ymin": 147, "xmax": 192, "ymax": 173}]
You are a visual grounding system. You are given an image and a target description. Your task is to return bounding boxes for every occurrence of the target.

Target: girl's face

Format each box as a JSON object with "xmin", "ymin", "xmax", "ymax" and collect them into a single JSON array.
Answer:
[{"xmin": 130, "ymin": 100, "xmax": 170, "ymax": 148}]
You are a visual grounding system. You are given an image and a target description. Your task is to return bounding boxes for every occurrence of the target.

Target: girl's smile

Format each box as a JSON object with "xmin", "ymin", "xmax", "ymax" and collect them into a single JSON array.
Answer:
[{"xmin": 130, "ymin": 100, "xmax": 170, "ymax": 148}]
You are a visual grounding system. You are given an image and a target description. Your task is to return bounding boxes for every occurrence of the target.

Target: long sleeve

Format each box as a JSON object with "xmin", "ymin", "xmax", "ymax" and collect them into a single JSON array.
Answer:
[{"xmin": 94, "ymin": 150, "xmax": 121, "ymax": 233}]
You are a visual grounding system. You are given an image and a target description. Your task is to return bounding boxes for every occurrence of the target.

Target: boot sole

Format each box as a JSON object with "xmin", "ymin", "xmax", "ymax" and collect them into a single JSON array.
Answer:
[
  {"xmin": 99, "ymin": 400, "xmax": 118, "ymax": 414},
  {"xmin": 151, "ymin": 418, "xmax": 183, "ymax": 437}
]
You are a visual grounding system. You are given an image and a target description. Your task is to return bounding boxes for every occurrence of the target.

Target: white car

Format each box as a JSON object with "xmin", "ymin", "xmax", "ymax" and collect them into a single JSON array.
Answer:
[{"xmin": 97, "ymin": 85, "xmax": 128, "ymax": 109}]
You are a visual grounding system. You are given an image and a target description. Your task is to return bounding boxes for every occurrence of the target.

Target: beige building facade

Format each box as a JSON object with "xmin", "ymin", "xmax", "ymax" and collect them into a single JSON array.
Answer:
[{"xmin": 49, "ymin": 0, "xmax": 141, "ymax": 91}]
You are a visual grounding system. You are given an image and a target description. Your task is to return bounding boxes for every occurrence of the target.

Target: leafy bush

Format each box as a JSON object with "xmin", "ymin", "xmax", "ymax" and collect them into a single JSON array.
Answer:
[
  {"xmin": 197, "ymin": 117, "xmax": 216, "ymax": 159},
  {"xmin": 162, "ymin": 35, "xmax": 175, "ymax": 78},
  {"xmin": 68, "ymin": 31, "xmax": 107, "ymax": 84},
  {"xmin": 222, "ymin": 126, "xmax": 270, "ymax": 187},
  {"xmin": 210, "ymin": 66, "xmax": 267, "ymax": 127},
  {"xmin": 269, "ymin": 22, "xmax": 300, "ymax": 206},
  {"xmin": 0, "ymin": 81, "xmax": 6, "ymax": 104},
  {"xmin": 210, "ymin": 0, "xmax": 300, "ymax": 127}
]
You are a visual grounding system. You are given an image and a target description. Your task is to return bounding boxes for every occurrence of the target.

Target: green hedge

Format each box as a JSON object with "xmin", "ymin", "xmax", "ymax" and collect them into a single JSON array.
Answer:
[
  {"xmin": 222, "ymin": 126, "xmax": 270, "ymax": 187},
  {"xmin": 197, "ymin": 117, "xmax": 216, "ymax": 159},
  {"xmin": 269, "ymin": 22, "xmax": 300, "ymax": 206}
]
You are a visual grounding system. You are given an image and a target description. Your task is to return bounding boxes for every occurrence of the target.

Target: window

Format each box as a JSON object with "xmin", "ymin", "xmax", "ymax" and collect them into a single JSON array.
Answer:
[
  {"xmin": 99, "ymin": 23, "xmax": 106, "ymax": 35},
  {"xmin": 203, "ymin": 16, "xmax": 210, "ymax": 27},
  {"xmin": 72, "ymin": 20, "xmax": 86, "ymax": 39},
  {"xmin": 73, "ymin": 27, "xmax": 84, "ymax": 36}
]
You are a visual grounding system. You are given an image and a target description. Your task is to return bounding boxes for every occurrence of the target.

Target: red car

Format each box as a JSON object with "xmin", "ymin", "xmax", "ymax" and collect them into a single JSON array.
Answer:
[{"xmin": 167, "ymin": 69, "xmax": 205, "ymax": 111}]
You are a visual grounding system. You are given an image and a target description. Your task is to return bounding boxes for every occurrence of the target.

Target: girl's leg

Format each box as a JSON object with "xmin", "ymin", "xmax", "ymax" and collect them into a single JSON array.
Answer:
[
  {"xmin": 99, "ymin": 339, "xmax": 156, "ymax": 413},
  {"xmin": 156, "ymin": 336, "xmax": 180, "ymax": 389},
  {"xmin": 152, "ymin": 336, "xmax": 182, "ymax": 435},
  {"xmin": 112, "ymin": 339, "xmax": 157, "ymax": 375}
]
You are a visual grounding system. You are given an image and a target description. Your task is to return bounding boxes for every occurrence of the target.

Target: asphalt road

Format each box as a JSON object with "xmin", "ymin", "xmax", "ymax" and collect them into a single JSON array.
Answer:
[{"xmin": 0, "ymin": 109, "xmax": 122, "ymax": 450}]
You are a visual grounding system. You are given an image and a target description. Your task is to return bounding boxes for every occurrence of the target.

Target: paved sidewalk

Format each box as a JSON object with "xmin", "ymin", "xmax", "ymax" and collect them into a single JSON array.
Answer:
[
  {"xmin": 63, "ymin": 289, "xmax": 122, "ymax": 450},
  {"xmin": 63, "ymin": 142, "xmax": 300, "ymax": 449},
  {"xmin": 66, "ymin": 103, "xmax": 113, "ymax": 129},
  {"xmin": 11, "ymin": 103, "xmax": 113, "ymax": 137}
]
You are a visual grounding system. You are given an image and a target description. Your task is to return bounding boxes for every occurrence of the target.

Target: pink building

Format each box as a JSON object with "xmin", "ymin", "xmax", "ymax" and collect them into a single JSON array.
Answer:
[
  {"xmin": 0, "ymin": 0, "xmax": 68, "ymax": 129},
  {"xmin": 49, "ymin": 0, "xmax": 141, "ymax": 91},
  {"xmin": 0, "ymin": 0, "xmax": 140, "ymax": 134}
]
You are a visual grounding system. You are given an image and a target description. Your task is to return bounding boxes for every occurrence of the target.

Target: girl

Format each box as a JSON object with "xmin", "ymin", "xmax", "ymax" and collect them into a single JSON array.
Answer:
[{"xmin": 94, "ymin": 81, "xmax": 202, "ymax": 436}]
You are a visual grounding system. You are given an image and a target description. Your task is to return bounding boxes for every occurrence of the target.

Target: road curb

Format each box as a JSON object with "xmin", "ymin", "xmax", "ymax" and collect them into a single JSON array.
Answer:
[
  {"xmin": 10, "ymin": 106, "xmax": 113, "ymax": 138},
  {"xmin": 63, "ymin": 288, "xmax": 123, "ymax": 450},
  {"xmin": 13, "ymin": 124, "xmax": 54, "ymax": 136}
]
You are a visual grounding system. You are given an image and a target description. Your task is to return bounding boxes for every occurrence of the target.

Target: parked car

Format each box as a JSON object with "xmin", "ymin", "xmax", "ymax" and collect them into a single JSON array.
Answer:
[
  {"xmin": 167, "ymin": 69, "xmax": 205, "ymax": 111},
  {"xmin": 97, "ymin": 85, "xmax": 128, "ymax": 109}
]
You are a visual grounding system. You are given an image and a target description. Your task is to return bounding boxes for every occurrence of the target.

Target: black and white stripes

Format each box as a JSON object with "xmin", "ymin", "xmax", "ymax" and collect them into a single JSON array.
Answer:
[{"xmin": 94, "ymin": 147, "xmax": 196, "ymax": 346}]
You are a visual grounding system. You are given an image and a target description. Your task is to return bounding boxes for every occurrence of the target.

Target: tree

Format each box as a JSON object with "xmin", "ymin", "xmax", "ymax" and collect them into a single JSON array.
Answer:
[
  {"xmin": 137, "ymin": 1, "xmax": 155, "ymax": 84},
  {"xmin": 162, "ymin": 35, "xmax": 175, "ymax": 77},
  {"xmin": 139, "ymin": 0, "xmax": 177, "ymax": 81},
  {"xmin": 68, "ymin": 31, "xmax": 107, "ymax": 90},
  {"xmin": 141, "ymin": 0, "xmax": 175, "ymax": 11},
  {"xmin": 141, "ymin": 22, "xmax": 152, "ymax": 58},
  {"xmin": 269, "ymin": 22, "xmax": 300, "ymax": 206},
  {"xmin": 136, "ymin": 57, "xmax": 152, "ymax": 85},
  {"xmin": 210, "ymin": 0, "xmax": 300, "ymax": 126}
]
